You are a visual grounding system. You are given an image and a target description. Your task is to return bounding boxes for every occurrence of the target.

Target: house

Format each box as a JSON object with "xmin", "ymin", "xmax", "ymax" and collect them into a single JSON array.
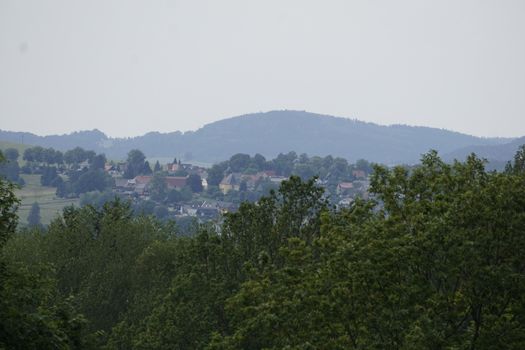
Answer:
[
  {"xmin": 216, "ymin": 201, "xmax": 238, "ymax": 213},
  {"xmin": 79, "ymin": 160, "xmax": 90, "ymax": 170},
  {"xmin": 337, "ymin": 182, "xmax": 354, "ymax": 194},
  {"xmin": 114, "ymin": 178, "xmax": 129, "ymax": 188},
  {"xmin": 166, "ymin": 163, "xmax": 180, "ymax": 172},
  {"xmin": 165, "ymin": 176, "xmax": 187, "ymax": 189},
  {"xmin": 134, "ymin": 176, "xmax": 153, "ymax": 185},
  {"xmin": 134, "ymin": 183, "xmax": 147, "ymax": 196},
  {"xmin": 181, "ymin": 205, "xmax": 198, "ymax": 216},
  {"xmin": 196, "ymin": 206, "xmax": 219, "ymax": 219},
  {"xmin": 352, "ymin": 170, "xmax": 367, "ymax": 179},
  {"xmin": 269, "ymin": 176, "xmax": 287, "ymax": 184},
  {"xmin": 338, "ymin": 197, "xmax": 353, "ymax": 207},
  {"xmin": 114, "ymin": 178, "xmax": 130, "ymax": 192},
  {"xmin": 219, "ymin": 173, "xmax": 241, "ymax": 193}
]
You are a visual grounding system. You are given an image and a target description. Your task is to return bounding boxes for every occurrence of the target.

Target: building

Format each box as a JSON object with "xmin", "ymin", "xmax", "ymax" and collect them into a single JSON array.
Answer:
[{"xmin": 219, "ymin": 173, "xmax": 241, "ymax": 193}]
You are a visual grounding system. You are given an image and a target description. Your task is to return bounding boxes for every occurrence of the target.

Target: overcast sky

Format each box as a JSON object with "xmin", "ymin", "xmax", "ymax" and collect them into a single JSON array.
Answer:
[{"xmin": 1, "ymin": 0, "xmax": 524, "ymax": 138}]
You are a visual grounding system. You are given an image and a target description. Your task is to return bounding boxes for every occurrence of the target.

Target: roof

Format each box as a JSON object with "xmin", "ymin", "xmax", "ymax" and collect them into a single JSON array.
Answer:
[
  {"xmin": 165, "ymin": 176, "xmax": 187, "ymax": 188},
  {"xmin": 134, "ymin": 176, "xmax": 153, "ymax": 185},
  {"xmin": 338, "ymin": 182, "xmax": 354, "ymax": 189},
  {"xmin": 114, "ymin": 178, "xmax": 129, "ymax": 188},
  {"xmin": 220, "ymin": 173, "xmax": 239, "ymax": 186},
  {"xmin": 352, "ymin": 170, "xmax": 367, "ymax": 179}
]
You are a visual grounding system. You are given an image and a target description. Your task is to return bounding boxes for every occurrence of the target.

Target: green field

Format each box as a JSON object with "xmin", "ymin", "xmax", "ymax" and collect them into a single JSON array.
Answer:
[{"xmin": 15, "ymin": 174, "xmax": 78, "ymax": 226}]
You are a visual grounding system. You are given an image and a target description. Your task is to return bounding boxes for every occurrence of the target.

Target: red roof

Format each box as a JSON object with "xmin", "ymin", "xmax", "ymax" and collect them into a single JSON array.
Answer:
[
  {"xmin": 165, "ymin": 176, "xmax": 187, "ymax": 188},
  {"xmin": 134, "ymin": 176, "xmax": 153, "ymax": 185},
  {"xmin": 338, "ymin": 182, "xmax": 354, "ymax": 190}
]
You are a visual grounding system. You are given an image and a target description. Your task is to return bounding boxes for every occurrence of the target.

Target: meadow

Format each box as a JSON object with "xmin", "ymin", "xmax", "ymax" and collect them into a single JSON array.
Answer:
[{"xmin": 15, "ymin": 174, "xmax": 78, "ymax": 225}]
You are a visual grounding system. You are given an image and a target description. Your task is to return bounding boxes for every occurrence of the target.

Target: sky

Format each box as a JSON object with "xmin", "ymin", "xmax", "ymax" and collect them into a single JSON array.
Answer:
[{"xmin": 0, "ymin": 0, "xmax": 524, "ymax": 138}]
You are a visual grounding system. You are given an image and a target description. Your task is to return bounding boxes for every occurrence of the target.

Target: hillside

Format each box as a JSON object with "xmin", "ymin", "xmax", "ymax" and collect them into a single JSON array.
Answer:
[
  {"xmin": 443, "ymin": 136, "xmax": 525, "ymax": 170},
  {"xmin": 0, "ymin": 140, "xmax": 34, "ymax": 156},
  {"xmin": 0, "ymin": 111, "xmax": 516, "ymax": 164}
]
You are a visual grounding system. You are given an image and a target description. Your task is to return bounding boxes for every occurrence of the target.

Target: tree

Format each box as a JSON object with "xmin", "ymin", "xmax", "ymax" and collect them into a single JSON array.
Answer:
[
  {"xmin": 124, "ymin": 149, "xmax": 146, "ymax": 179},
  {"xmin": 27, "ymin": 202, "xmax": 41, "ymax": 227},
  {"xmin": 0, "ymin": 154, "xmax": 86, "ymax": 348},
  {"xmin": 40, "ymin": 166, "xmax": 59, "ymax": 186},
  {"xmin": 0, "ymin": 151, "xmax": 24, "ymax": 186},
  {"xmin": 166, "ymin": 189, "xmax": 182, "ymax": 204},
  {"xmin": 3, "ymin": 148, "xmax": 19, "ymax": 162},
  {"xmin": 272, "ymin": 151, "xmax": 297, "ymax": 176},
  {"xmin": 213, "ymin": 151, "xmax": 525, "ymax": 349},
  {"xmin": 154, "ymin": 161, "xmax": 161, "ymax": 172},
  {"xmin": 207, "ymin": 164, "xmax": 226, "ymax": 186},
  {"xmin": 506, "ymin": 144, "xmax": 525, "ymax": 174},
  {"xmin": 143, "ymin": 161, "xmax": 153, "ymax": 175},
  {"xmin": 74, "ymin": 169, "xmax": 114, "ymax": 195},
  {"xmin": 179, "ymin": 187, "xmax": 193, "ymax": 202},
  {"xmin": 0, "ymin": 152, "xmax": 19, "ymax": 247},
  {"xmin": 23, "ymin": 146, "xmax": 45, "ymax": 163},
  {"xmin": 90, "ymin": 153, "xmax": 106, "ymax": 170},
  {"xmin": 153, "ymin": 205, "xmax": 169, "ymax": 220},
  {"xmin": 187, "ymin": 174, "xmax": 203, "ymax": 193},
  {"xmin": 252, "ymin": 153, "xmax": 267, "ymax": 171},
  {"xmin": 149, "ymin": 173, "xmax": 168, "ymax": 202},
  {"xmin": 354, "ymin": 158, "xmax": 372, "ymax": 174},
  {"xmin": 64, "ymin": 147, "xmax": 89, "ymax": 166},
  {"xmin": 42, "ymin": 148, "xmax": 61, "ymax": 165},
  {"xmin": 229, "ymin": 153, "xmax": 251, "ymax": 172}
]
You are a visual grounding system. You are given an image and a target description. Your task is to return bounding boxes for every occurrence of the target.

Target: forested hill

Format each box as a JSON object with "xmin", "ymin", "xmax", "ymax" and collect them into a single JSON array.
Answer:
[
  {"xmin": 444, "ymin": 136, "xmax": 525, "ymax": 167},
  {"xmin": 0, "ymin": 110, "xmax": 514, "ymax": 164}
]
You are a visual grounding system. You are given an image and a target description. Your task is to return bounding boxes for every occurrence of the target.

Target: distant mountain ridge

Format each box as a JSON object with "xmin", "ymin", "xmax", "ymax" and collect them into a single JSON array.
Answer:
[{"xmin": 0, "ymin": 110, "xmax": 520, "ymax": 165}]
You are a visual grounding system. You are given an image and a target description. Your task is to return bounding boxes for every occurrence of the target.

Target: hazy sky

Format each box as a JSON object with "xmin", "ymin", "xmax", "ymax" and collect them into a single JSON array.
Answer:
[{"xmin": 1, "ymin": 0, "xmax": 524, "ymax": 138}]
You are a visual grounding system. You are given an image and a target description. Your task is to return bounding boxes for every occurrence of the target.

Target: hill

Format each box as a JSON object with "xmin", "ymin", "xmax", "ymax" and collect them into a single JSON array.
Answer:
[
  {"xmin": 0, "ymin": 111, "xmax": 516, "ymax": 164},
  {"xmin": 443, "ymin": 136, "xmax": 525, "ymax": 170}
]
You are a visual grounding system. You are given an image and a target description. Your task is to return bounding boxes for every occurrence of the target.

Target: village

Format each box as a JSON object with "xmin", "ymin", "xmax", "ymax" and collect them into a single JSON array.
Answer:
[{"xmin": 103, "ymin": 157, "xmax": 372, "ymax": 223}]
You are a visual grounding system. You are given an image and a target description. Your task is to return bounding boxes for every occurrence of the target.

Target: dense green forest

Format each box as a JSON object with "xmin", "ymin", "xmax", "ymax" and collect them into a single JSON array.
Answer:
[{"xmin": 1, "ymin": 148, "xmax": 525, "ymax": 349}]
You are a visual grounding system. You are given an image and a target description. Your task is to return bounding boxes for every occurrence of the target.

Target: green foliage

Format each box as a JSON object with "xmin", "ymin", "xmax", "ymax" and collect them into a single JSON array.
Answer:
[
  {"xmin": 207, "ymin": 163, "xmax": 227, "ymax": 186},
  {"xmin": 142, "ymin": 161, "xmax": 153, "ymax": 175},
  {"xmin": 229, "ymin": 153, "xmax": 251, "ymax": 172},
  {"xmin": 153, "ymin": 160, "xmax": 161, "ymax": 173},
  {"xmin": 3, "ymin": 149, "xmax": 525, "ymax": 349},
  {"xmin": 149, "ymin": 173, "xmax": 168, "ymax": 202},
  {"xmin": 188, "ymin": 173, "xmax": 203, "ymax": 193},
  {"xmin": 3, "ymin": 148, "xmax": 19, "ymax": 162},
  {"xmin": 0, "ymin": 155, "xmax": 86, "ymax": 348},
  {"xmin": 90, "ymin": 153, "xmax": 107, "ymax": 170},
  {"xmin": 166, "ymin": 188, "xmax": 183, "ymax": 204},
  {"xmin": 0, "ymin": 156, "xmax": 24, "ymax": 186},
  {"xmin": 79, "ymin": 191, "xmax": 124, "ymax": 209},
  {"xmin": 124, "ymin": 149, "xmax": 147, "ymax": 179},
  {"xmin": 40, "ymin": 166, "xmax": 60, "ymax": 186},
  {"xmin": 0, "ymin": 153, "xmax": 19, "ymax": 248},
  {"xmin": 73, "ymin": 169, "xmax": 114, "ymax": 195},
  {"xmin": 64, "ymin": 147, "xmax": 92, "ymax": 166},
  {"xmin": 179, "ymin": 187, "xmax": 193, "ymax": 202},
  {"xmin": 27, "ymin": 202, "xmax": 41, "ymax": 228}
]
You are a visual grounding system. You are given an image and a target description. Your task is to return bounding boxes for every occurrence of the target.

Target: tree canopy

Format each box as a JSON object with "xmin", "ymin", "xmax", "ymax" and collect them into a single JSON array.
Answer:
[{"xmin": 2, "ymin": 149, "xmax": 525, "ymax": 349}]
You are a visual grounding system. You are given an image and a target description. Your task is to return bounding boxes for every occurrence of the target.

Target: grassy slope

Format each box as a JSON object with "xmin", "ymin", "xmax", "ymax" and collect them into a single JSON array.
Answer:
[
  {"xmin": 15, "ymin": 174, "xmax": 78, "ymax": 226},
  {"xmin": 0, "ymin": 140, "xmax": 32, "ymax": 155},
  {"xmin": 0, "ymin": 140, "xmax": 34, "ymax": 165}
]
